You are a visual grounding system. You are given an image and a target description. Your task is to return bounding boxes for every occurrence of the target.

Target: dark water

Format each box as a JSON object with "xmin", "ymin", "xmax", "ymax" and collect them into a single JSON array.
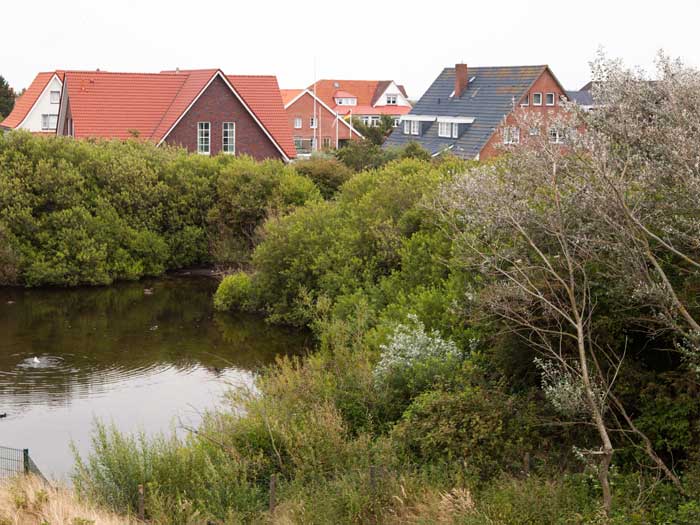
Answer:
[{"xmin": 0, "ymin": 275, "xmax": 310, "ymax": 480}]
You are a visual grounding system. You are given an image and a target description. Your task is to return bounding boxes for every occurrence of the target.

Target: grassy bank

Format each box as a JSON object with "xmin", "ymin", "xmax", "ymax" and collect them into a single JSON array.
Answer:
[{"xmin": 0, "ymin": 475, "xmax": 134, "ymax": 525}]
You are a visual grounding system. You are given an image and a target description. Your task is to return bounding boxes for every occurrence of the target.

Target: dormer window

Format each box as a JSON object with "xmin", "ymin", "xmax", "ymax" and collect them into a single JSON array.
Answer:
[
  {"xmin": 50, "ymin": 90, "xmax": 60, "ymax": 104},
  {"xmin": 386, "ymin": 94, "xmax": 398, "ymax": 105},
  {"xmin": 410, "ymin": 120, "xmax": 420, "ymax": 135},
  {"xmin": 335, "ymin": 97, "xmax": 357, "ymax": 106}
]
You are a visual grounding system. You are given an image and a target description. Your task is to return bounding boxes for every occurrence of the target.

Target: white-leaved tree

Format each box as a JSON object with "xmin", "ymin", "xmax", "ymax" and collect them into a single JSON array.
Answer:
[{"xmin": 433, "ymin": 52, "xmax": 699, "ymax": 513}]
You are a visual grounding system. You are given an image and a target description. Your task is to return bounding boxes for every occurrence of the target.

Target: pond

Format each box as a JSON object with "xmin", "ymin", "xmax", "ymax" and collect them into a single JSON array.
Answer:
[{"xmin": 0, "ymin": 275, "xmax": 311, "ymax": 481}]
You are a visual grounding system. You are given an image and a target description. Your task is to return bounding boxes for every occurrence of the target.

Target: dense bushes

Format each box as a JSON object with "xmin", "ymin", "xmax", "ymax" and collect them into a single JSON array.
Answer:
[{"xmin": 0, "ymin": 132, "xmax": 319, "ymax": 286}]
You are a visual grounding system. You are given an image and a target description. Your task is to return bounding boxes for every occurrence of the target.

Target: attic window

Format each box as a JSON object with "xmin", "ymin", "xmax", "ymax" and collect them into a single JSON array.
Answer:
[
  {"xmin": 386, "ymin": 94, "xmax": 398, "ymax": 105},
  {"xmin": 532, "ymin": 93, "xmax": 542, "ymax": 106},
  {"xmin": 335, "ymin": 97, "xmax": 357, "ymax": 106},
  {"xmin": 50, "ymin": 90, "xmax": 60, "ymax": 104},
  {"xmin": 545, "ymin": 93, "xmax": 555, "ymax": 106}
]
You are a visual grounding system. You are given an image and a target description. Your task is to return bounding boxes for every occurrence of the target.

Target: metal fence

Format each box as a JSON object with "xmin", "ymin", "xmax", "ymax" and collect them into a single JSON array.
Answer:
[{"xmin": 0, "ymin": 446, "xmax": 46, "ymax": 481}]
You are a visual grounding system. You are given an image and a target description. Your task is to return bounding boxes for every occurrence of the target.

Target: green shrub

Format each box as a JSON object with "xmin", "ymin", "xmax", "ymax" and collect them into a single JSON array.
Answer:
[
  {"xmin": 213, "ymin": 272, "xmax": 255, "ymax": 312},
  {"xmin": 292, "ymin": 157, "xmax": 353, "ymax": 198}
]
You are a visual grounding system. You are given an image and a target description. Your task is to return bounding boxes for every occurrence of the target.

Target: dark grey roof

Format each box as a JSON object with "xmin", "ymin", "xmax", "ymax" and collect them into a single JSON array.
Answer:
[
  {"xmin": 566, "ymin": 89, "xmax": 594, "ymax": 107},
  {"xmin": 384, "ymin": 65, "xmax": 547, "ymax": 159}
]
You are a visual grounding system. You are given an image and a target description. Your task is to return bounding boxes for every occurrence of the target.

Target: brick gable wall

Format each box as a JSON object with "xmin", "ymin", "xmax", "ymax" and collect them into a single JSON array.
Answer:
[
  {"xmin": 165, "ymin": 76, "xmax": 283, "ymax": 160},
  {"xmin": 286, "ymin": 92, "xmax": 358, "ymax": 147}
]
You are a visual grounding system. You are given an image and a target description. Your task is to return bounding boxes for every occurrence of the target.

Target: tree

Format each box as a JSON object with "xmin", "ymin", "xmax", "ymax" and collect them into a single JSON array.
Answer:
[
  {"xmin": 350, "ymin": 114, "xmax": 396, "ymax": 145},
  {"xmin": 434, "ymin": 52, "xmax": 698, "ymax": 513},
  {"xmin": 0, "ymin": 75, "xmax": 15, "ymax": 119}
]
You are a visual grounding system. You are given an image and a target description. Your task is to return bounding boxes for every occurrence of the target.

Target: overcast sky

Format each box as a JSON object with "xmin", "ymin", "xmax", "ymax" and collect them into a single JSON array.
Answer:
[{"xmin": 3, "ymin": 0, "xmax": 700, "ymax": 98}]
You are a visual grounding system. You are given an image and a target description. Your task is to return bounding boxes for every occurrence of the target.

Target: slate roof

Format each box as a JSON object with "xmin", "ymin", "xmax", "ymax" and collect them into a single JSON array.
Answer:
[
  {"xmin": 0, "ymin": 71, "xmax": 64, "ymax": 129},
  {"xmin": 566, "ymin": 89, "xmax": 594, "ymax": 107},
  {"xmin": 384, "ymin": 65, "xmax": 549, "ymax": 159}
]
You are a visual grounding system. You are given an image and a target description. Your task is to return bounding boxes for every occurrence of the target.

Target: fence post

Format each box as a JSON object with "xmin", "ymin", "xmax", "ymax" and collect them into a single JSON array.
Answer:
[
  {"xmin": 137, "ymin": 484, "xmax": 145, "ymax": 520},
  {"xmin": 22, "ymin": 449, "xmax": 29, "ymax": 475},
  {"xmin": 269, "ymin": 474, "xmax": 277, "ymax": 514}
]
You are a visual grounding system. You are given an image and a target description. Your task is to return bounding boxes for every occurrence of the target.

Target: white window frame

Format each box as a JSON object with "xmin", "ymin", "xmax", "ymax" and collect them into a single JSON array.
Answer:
[
  {"xmin": 532, "ymin": 92, "xmax": 542, "ymax": 106},
  {"xmin": 293, "ymin": 117, "xmax": 302, "ymax": 129},
  {"xmin": 197, "ymin": 122, "xmax": 211, "ymax": 155},
  {"xmin": 403, "ymin": 120, "xmax": 411, "ymax": 134},
  {"xmin": 503, "ymin": 126, "xmax": 520, "ymax": 145},
  {"xmin": 545, "ymin": 93, "xmax": 555, "ymax": 106},
  {"xmin": 386, "ymin": 94, "xmax": 398, "ymax": 105},
  {"xmin": 410, "ymin": 120, "xmax": 420, "ymax": 136},
  {"xmin": 548, "ymin": 127, "xmax": 566, "ymax": 144},
  {"xmin": 451, "ymin": 122, "xmax": 459, "ymax": 139},
  {"xmin": 222, "ymin": 122, "xmax": 236, "ymax": 155},
  {"xmin": 392, "ymin": 118, "xmax": 400, "ymax": 128},
  {"xmin": 370, "ymin": 116, "xmax": 381, "ymax": 127},
  {"xmin": 529, "ymin": 126, "xmax": 540, "ymax": 136},
  {"xmin": 438, "ymin": 121, "xmax": 451, "ymax": 138},
  {"xmin": 361, "ymin": 116, "xmax": 370, "ymax": 126},
  {"xmin": 309, "ymin": 117, "xmax": 317, "ymax": 129},
  {"xmin": 41, "ymin": 114, "xmax": 58, "ymax": 130},
  {"xmin": 521, "ymin": 94, "xmax": 529, "ymax": 107},
  {"xmin": 50, "ymin": 90, "xmax": 61, "ymax": 104}
]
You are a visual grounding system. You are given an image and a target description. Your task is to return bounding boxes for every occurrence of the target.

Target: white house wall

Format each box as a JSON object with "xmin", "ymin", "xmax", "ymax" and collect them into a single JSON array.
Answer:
[
  {"xmin": 374, "ymin": 81, "xmax": 411, "ymax": 107},
  {"xmin": 19, "ymin": 76, "xmax": 63, "ymax": 132}
]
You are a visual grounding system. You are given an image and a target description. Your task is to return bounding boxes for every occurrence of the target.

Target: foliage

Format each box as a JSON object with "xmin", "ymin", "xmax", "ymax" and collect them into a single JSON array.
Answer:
[
  {"xmin": 213, "ymin": 271, "xmax": 255, "ymax": 311},
  {"xmin": 350, "ymin": 114, "xmax": 396, "ymax": 145},
  {"xmin": 334, "ymin": 139, "xmax": 431, "ymax": 172},
  {"xmin": 0, "ymin": 132, "xmax": 319, "ymax": 286},
  {"xmin": 0, "ymin": 75, "xmax": 14, "ymax": 119},
  {"xmin": 291, "ymin": 156, "xmax": 353, "ymax": 198}
]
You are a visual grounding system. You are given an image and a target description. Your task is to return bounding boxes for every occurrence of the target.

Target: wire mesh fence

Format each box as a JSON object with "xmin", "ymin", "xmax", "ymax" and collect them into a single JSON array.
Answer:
[{"xmin": 0, "ymin": 446, "xmax": 46, "ymax": 482}]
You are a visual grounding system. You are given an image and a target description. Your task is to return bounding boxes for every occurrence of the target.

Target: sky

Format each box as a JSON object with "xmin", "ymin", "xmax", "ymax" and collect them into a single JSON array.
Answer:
[{"xmin": 3, "ymin": 0, "xmax": 700, "ymax": 99}]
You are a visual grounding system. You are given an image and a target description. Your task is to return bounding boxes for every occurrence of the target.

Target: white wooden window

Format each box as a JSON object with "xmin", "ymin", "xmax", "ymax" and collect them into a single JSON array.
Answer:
[
  {"xmin": 309, "ymin": 117, "xmax": 317, "ymax": 129},
  {"xmin": 521, "ymin": 94, "xmax": 529, "ymax": 106},
  {"xmin": 438, "ymin": 121, "xmax": 451, "ymax": 137},
  {"xmin": 371, "ymin": 116, "xmax": 380, "ymax": 127},
  {"xmin": 197, "ymin": 122, "xmax": 210, "ymax": 154},
  {"xmin": 410, "ymin": 120, "xmax": 420, "ymax": 135},
  {"xmin": 393, "ymin": 118, "xmax": 400, "ymax": 128},
  {"xmin": 403, "ymin": 120, "xmax": 411, "ymax": 134},
  {"xmin": 386, "ymin": 94, "xmax": 398, "ymax": 105},
  {"xmin": 451, "ymin": 122, "xmax": 459, "ymax": 138},
  {"xmin": 545, "ymin": 93, "xmax": 555, "ymax": 106},
  {"xmin": 532, "ymin": 92, "xmax": 542, "ymax": 106},
  {"xmin": 548, "ymin": 127, "xmax": 565, "ymax": 144},
  {"xmin": 335, "ymin": 97, "xmax": 357, "ymax": 106},
  {"xmin": 222, "ymin": 122, "xmax": 235, "ymax": 154},
  {"xmin": 294, "ymin": 117, "xmax": 302, "ymax": 129},
  {"xmin": 41, "ymin": 114, "xmax": 58, "ymax": 130},
  {"xmin": 50, "ymin": 90, "xmax": 60, "ymax": 104},
  {"xmin": 361, "ymin": 116, "xmax": 370, "ymax": 126},
  {"xmin": 503, "ymin": 126, "xmax": 520, "ymax": 145}
]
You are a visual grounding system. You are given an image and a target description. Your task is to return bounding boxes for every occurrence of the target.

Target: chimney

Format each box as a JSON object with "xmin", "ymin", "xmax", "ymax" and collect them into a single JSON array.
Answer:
[{"xmin": 454, "ymin": 63, "xmax": 468, "ymax": 97}]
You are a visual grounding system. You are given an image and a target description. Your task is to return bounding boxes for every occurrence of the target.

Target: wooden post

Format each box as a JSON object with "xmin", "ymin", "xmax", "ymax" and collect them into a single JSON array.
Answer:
[
  {"xmin": 22, "ymin": 449, "xmax": 29, "ymax": 475},
  {"xmin": 269, "ymin": 474, "xmax": 277, "ymax": 514},
  {"xmin": 137, "ymin": 484, "xmax": 145, "ymax": 520}
]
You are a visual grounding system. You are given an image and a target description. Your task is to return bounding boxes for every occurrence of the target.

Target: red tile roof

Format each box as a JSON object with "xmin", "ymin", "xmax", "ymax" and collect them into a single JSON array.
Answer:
[
  {"xmin": 280, "ymin": 89, "xmax": 303, "ymax": 106},
  {"xmin": 227, "ymin": 75, "xmax": 296, "ymax": 159},
  {"xmin": 60, "ymin": 69, "xmax": 294, "ymax": 159},
  {"xmin": 0, "ymin": 71, "xmax": 63, "ymax": 128},
  {"xmin": 307, "ymin": 79, "xmax": 411, "ymax": 117}
]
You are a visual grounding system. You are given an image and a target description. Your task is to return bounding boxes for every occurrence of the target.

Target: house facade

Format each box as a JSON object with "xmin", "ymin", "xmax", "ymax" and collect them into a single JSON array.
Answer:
[
  {"xmin": 0, "ymin": 71, "xmax": 64, "ymax": 133},
  {"xmin": 281, "ymin": 88, "xmax": 363, "ymax": 156},
  {"xmin": 2, "ymin": 69, "xmax": 295, "ymax": 161},
  {"xmin": 307, "ymin": 79, "xmax": 412, "ymax": 128},
  {"xmin": 384, "ymin": 63, "xmax": 569, "ymax": 160}
]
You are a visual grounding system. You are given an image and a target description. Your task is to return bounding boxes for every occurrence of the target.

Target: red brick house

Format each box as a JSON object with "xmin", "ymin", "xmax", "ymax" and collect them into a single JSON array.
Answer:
[
  {"xmin": 281, "ymin": 88, "xmax": 363, "ymax": 156},
  {"xmin": 385, "ymin": 63, "xmax": 569, "ymax": 161},
  {"xmin": 4, "ymin": 69, "xmax": 295, "ymax": 161}
]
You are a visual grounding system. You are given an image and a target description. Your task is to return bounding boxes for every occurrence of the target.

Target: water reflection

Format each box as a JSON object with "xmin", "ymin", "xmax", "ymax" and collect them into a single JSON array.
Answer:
[{"xmin": 0, "ymin": 275, "xmax": 310, "ymax": 479}]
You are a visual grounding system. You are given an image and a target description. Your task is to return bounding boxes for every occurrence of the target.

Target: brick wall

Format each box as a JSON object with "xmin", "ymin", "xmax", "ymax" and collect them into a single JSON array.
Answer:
[
  {"xmin": 286, "ymin": 92, "xmax": 358, "ymax": 148},
  {"xmin": 479, "ymin": 69, "xmax": 568, "ymax": 160},
  {"xmin": 166, "ymin": 76, "xmax": 284, "ymax": 160}
]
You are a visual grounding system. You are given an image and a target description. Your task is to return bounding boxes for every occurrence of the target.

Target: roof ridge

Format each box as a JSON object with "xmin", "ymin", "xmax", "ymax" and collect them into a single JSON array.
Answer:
[{"xmin": 148, "ymin": 70, "xmax": 198, "ymax": 141}]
